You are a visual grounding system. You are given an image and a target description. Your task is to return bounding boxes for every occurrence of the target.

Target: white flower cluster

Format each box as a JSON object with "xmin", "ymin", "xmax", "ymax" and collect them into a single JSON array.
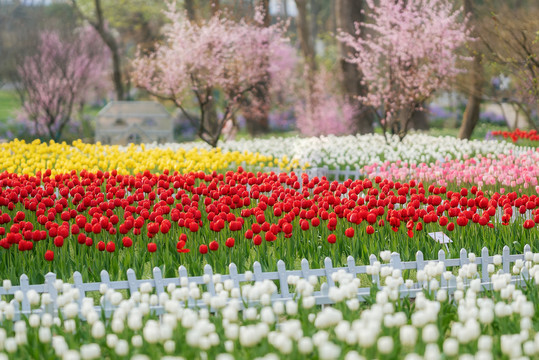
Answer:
[
  {"xmin": 138, "ymin": 133, "xmax": 526, "ymax": 169},
  {"xmin": 0, "ymin": 252, "xmax": 538, "ymax": 359}
]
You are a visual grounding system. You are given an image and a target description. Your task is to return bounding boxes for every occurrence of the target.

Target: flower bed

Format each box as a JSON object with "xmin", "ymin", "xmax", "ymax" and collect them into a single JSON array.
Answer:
[
  {"xmin": 492, "ymin": 129, "xmax": 539, "ymax": 143},
  {"xmin": 1, "ymin": 133, "xmax": 539, "ymax": 359},
  {"xmin": 0, "ymin": 251, "xmax": 537, "ymax": 359},
  {"xmin": 0, "ymin": 169, "xmax": 538, "ymax": 283},
  {"xmin": 149, "ymin": 133, "xmax": 530, "ymax": 169},
  {"xmin": 0, "ymin": 139, "xmax": 293, "ymax": 175}
]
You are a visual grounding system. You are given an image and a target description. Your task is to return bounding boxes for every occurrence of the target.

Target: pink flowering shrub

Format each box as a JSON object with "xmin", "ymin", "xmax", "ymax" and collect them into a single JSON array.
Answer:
[
  {"xmin": 338, "ymin": 0, "xmax": 472, "ymax": 139},
  {"xmin": 296, "ymin": 68, "xmax": 356, "ymax": 137},
  {"xmin": 16, "ymin": 27, "xmax": 109, "ymax": 141},
  {"xmin": 132, "ymin": 2, "xmax": 295, "ymax": 146}
]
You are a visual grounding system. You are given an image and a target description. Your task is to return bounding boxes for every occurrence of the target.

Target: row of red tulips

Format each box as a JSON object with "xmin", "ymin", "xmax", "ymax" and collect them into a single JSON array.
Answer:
[
  {"xmin": 492, "ymin": 128, "xmax": 539, "ymax": 143},
  {"xmin": 0, "ymin": 168, "xmax": 537, "ymax": 281}
]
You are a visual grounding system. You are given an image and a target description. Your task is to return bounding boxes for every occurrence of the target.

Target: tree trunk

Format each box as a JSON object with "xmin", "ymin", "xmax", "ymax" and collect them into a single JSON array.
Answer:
[
  {"xmin": 184, "ymin": 0, "xmax": 196, "ymax": 21},
  {"xmin": 335, "ymin": 0, "xmax": 373, "ymax": 134},
  {"xmin": 72, "ymin": 0, "xmax": 126, "ymax": 100},
  {"xmin": 310, "ymin": 0, "xmax": 320, "ymax": 53},
  {"xmin": 244, "ymin": 0, "xmax": 271, "ymax": 137},
  {"xmin": 201, "ymin": 95, "xmax": 221, "ymax": 144},
  {"xmin": 409, "ymin": 104, "xmax": 429, "ymax": 131},
  {"xmin": 295, "ymin": 0, "xmax": 316, "ymax": 73},
  {"xmin": 210, "ymin": 0, "xmax": 220, "ymax": 15},
  {"xmin": 295, "ymin": 0, "xmax": 317, "ymax": 132},
  {"xmin": 109, "ymin": 41, "xmax": 125, "ymax": 101},
  {"xmin": 261, "ymin": 0, "xmax": 270, "ymax": 26},
  {"xmin": 458, "ymin": 0, "xmax": 483, "ymax": 139}
]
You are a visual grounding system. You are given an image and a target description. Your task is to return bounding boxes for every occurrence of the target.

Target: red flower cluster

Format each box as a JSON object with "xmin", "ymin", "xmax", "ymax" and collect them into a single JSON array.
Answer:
[
  {"xmin": 492, "ymin": 129, "xmax": 539, "ymax": 143},
  {"xmin": 0, "ymin": 168, "xmax": 537, "ymax": 266}
]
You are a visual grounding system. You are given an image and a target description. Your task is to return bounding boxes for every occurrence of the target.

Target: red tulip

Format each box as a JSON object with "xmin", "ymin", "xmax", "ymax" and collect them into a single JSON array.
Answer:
[
  {"xmin": 225, "ymin": 237, "xmax": 235, "ymax": 248},
  {"xmin": 265, "ymin": 231, "xmax": 276, "ymax": 242},
  {"xmin": 199, "ymin": 244, "xmax": 208, "ymax": 254},
  {"xmin": 44, "ymin": 250, "xmax": 54, "ymax": 261},
  {"xmin": 327, "ymin": 234, "xmax": 336, "ymax": 244},
  {"xmin": 97, "ymin": 241, "xmax": 106, "ymax": 251},
  {"xmin": 366, "ymin": 225, "xmax": 375, "ymax": 235},
  {"xmin": 189, "ymin": 222, "xmax": 199, "ymax": 232},
  {"xmin": 122, "ymin": 237, "xmax": 133, "ymax": 247},
  {"xmin": 148, "ymin": 242, "xmax": 157, "ymax": 253},
  {"xmin": 456, "ymin": 216, "xmax": 468, "ymax": 227},
  {"xmin": 209, "ymin": 240, "xmax": 219, "ymax": 251},
  {"xmin": 106, "ymin": 241, "xmax": 116, "ymax": 253},
  {"xmin": 54, "ymin": 236, "xmax": 64, "ymax": 248},
  {"xmin": 177, "ymin": 240, "xmax": 190, "ymax": 253},
  {"xmin": 253, "ymin": 235, "xmax": 262, "ymax": 246},
  {"xmin": 523, "ymin": 219, "xmax": 535, "ymax": 229}
]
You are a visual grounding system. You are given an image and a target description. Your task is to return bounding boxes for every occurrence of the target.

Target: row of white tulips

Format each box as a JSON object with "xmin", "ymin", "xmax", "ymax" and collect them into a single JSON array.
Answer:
[
  {"xmin": 138, "ymin": 133, "xmax": 528, "ymax": 169},
  {"xmin": 0, "ymin": 250, "xmax": 538, "ymax": 359}
]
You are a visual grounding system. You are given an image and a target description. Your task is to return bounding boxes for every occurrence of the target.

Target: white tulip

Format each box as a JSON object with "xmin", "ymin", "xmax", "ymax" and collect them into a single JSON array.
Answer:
[
  {"xmin": 114, "ymin": 339, "xmax": 129, "ymax": 356},
  {"xmin": 399, "ymin": 325, "xmax": 418, "ymax": 347},
  {"xmin": 443, "ymin": 338, "xmax": 459, "ymax": 356}
]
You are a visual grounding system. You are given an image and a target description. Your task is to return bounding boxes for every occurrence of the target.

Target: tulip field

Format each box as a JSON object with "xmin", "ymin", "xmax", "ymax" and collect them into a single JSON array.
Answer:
[{"xmin": 1, "ymin": 133, "xmax": 539, "ymax": 359}]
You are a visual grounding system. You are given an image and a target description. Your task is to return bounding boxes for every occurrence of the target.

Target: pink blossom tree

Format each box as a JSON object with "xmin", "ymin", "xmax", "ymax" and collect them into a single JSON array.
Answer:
[
  {"xmin": 16, "ymin": 27, "xmax": 109, "ymax": 141},
  {"xmin": 295, "ymin": 68, "xmax": 357, "ymax": 137},
  {"xmin": 132, "ymin": 2, "xmax": 294, "ymax": 147},
  {"xmin": 338, "ymin": 0, "xmax": 472, "ymax": 140}
]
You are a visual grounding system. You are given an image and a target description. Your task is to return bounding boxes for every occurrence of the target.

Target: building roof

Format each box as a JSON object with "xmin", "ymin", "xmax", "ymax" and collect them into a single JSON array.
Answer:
[{"xmin": 97, "ymin": 101, "xmax": 170, "ymax": 118}]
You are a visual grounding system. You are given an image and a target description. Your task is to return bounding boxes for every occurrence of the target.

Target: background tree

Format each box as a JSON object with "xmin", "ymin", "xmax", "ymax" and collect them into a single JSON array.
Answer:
[
  {"xmin": 71, "ymin": 0, "xmax": 165, "ymax": 101},
  {"xmin": 295, "ymin": 68, "xmax": 356, "ymax": 136},
  {"xmin": 339, "ymin": 0, "xmax": 471, "ymax": 141},
  {"xmin": 132, "ymin": 3, "xmax": 294, "ymax": 147},
  {"xmin": 243, "ymin": 1, "xmax": 273, "ymax": 137},
  {"xmin": 335, "ymin": 0, "xmax": 373, "ymax": 134},
  {"xmin": 458, "ymin": 0, "xmax": 484, "ymax": 139},
  {"xmin": 479, "ymin": 3, "xmax": 539, "ymax": 129},
  {"xmin": 15, "ymin": 27, "xmax": 109, "ymax": 141},
  {"xmin": 0, "ymin": 1, "xmax": 78, "ymax": 85}
]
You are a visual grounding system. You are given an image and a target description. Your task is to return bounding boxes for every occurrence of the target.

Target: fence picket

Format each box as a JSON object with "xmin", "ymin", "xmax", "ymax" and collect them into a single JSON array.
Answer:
[
  {"xmin": 438, "ymin": 250, "xmax": 447, "ymax": 287},
  {"xmin": 100, "ymin": 270, "xmax": 113, "ymax": 317},
  {"xmin": 73, "ymin": 272, "xmax": 85, "ymax": 308},
  {"xmin": 204, "ymin": 264, "xmax": 216, "ymax": 296},
  {"xmin": 277, "ymin": 260, "xmax": 290, "ymax": 298},
  {"xmin": 229, "ymin": 263, "xmax": 240, "ymax": 290},
  {"xmin": 19, "ymin": 274, "xmax": 30, "ymax": 315},
  {"xmin": 502, "ymin": 246, "xmax": 510, "ymax": 274},
  {"xmin": 346, "ymin": 256, "xmax": 357, "ymax": 278},
  {"xmin": 369, "ymin": 254, "xmax": 379, "ymax": 287},
  {"xmin": 44, "ymin": 272, "xmax": 57, "ymax": 315},
  {"xmin": 324, "ymin": 258, "xmax": 335, "ymax": 288},
  {"xmin": 415, "ymin": 251, "xmax": 425, "ymax": 288},
  {"xmin": 301, "ymin": 259, "xmax": 310, "ymax": 280},
  {"xmin": 481, "ymin": 247, "xmax": 490, "ymax": 284},
  {"xmin": 127, "ymin": 269, "xmax": 138, "ymax": 295},
  {"xmin": 153, "ymin": 267, "xmax": 165, "ymax": 297}
]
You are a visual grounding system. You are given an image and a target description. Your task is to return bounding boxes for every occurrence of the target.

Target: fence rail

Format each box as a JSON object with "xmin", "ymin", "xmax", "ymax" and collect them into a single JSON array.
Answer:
[
  {"xmin": 239, "ymin": 163, "xmax": 365, "ymax": 182},
  {"xmin": 0, "ymin": 244, "xmax": 532, "ymax": 320}
]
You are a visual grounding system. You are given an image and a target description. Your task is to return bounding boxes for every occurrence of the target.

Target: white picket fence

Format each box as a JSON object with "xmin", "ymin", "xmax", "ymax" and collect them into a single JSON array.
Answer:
[
  {"xmin": 240, "ymin": 163, "xmax": 364, "ymax": 181},
  {"xmin": 0, "ymin": 244, "xmax": 532, "ymax": 320}
]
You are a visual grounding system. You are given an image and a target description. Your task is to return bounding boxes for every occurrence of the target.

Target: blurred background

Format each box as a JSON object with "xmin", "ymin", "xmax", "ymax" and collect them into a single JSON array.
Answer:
[{"xmin": 0, "ymin": 0, "xmax": 537, "ymax": 145}]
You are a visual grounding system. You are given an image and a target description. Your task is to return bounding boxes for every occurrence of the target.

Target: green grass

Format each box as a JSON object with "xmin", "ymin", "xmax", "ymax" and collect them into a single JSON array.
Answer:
[
  {"xmin": 421, "ymin": 123, "xmax": 508, "ymax": 141},
  {"xmin": 0, "ymin": 90, "xmax": 20, "ymax": 123}
]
